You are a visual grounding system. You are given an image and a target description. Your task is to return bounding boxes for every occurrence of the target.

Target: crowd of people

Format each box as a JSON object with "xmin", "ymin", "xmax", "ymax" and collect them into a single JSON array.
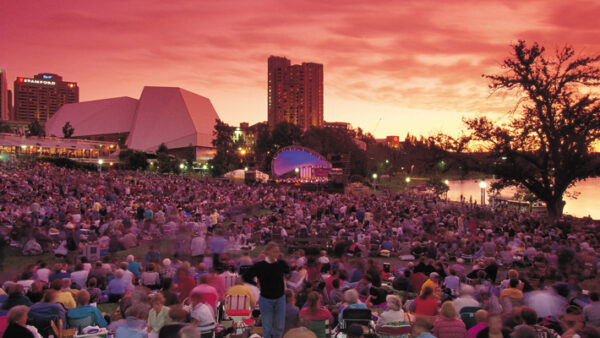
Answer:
[{"xmin": 1, "ymin": 159, "xmax": 600, "ymax": 338}]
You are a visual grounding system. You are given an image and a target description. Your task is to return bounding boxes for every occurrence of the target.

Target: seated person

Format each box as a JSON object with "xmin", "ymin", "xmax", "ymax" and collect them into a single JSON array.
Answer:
[
  {"xmin": 67, "ymin": 290, "xmax": 107, "ymax": 328},
  {"xmin": 158, "ymin": 305, "xmax": 187, "ymax": 338},
  {"xmin": 3, "ymin": 305, "xmax": 35, "ymax": 338},
  {"xmin": 299, "ymin": 291, "xmax": 334, "ymax": 323},
  {"xmin": 338, "ymin": 289, "xmax": 368, "ymax": 322},
  {"xmin": 28, "ymin": 289, "xmax": 67, "ymax": 334}
]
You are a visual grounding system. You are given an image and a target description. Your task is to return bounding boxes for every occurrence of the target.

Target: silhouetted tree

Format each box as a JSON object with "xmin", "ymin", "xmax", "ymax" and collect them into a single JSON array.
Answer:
[
  {"xmin": 209, "ymin": 119, "xmax": 240, "ymax": 176},
  {"xmin": 255, "ymin": 122, "xmax": 302, "ymax": 173},
  {"xmin": 445, "ymin": 41, "xmax": 600, "ymax": 219},
  {"xmin": 118, "ymin": 149, "xmax": 148, "ymax": 170},
  {"xmin": 156, "ymin": 143, "xmax": 179, "ymax": 174},
  {"xmin": 0, "ymin": 121, "xmax": 12, "ymax": 133},
  {"xmin": 62, "ymin": 121, "xmax": 74, "ymax": 138},
  {"xmin": 28, "ymin": 119, "xmax": 45, "ymax": 137},
  {"xmin": 426, "ymin": 177, "xmax": 450, "ymax": 198},
  {"xmin": 184, "ymin": 144, "xmax": 196, "ymax": 168}
]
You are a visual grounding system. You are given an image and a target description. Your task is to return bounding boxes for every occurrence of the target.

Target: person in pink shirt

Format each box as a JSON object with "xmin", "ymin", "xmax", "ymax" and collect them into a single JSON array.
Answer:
[
  {"xmin": 190, "ymin": 274, "xmax": 220, "ymax": 310},
  {"xmin": 299, "ymin": 291, "xmax": 334, "ymax": 323},
  {"xmin": 433, "ymin": 301, "xmax": 467, "ymax": 338},
  {"xmin": 466, "ymin": 310, "xmax": 488, "ymax": 338}
]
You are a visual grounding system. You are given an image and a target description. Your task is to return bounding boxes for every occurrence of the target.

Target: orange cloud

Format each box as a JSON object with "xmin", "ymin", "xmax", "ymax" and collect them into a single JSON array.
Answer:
[{"xmin": 1, "ymin": 0, "xmax": 598, "ymax": 138}]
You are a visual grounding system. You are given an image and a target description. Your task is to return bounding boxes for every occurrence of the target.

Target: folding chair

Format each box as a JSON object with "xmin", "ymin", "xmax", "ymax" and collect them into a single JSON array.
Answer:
[
  {"xmin": 225, "ymin": 295, "xmax": 255, "ymax": 336},
  {"xmin": 67, "ymin": 314, "xmax": 94, "ymax": 331},
  {"xmin": 377, "ymin": 324, "xmax": 412, "ymax": 338},
  {"xmin": 222, "ymin": 273, "xmax": 239, "ymax": 291},
  {"xmin": 306, "ymin": 319, "xmax": 330, "ymax": 338},
  {"xmin": 335, "ymin": 308, "xmax": 374, "ymax": 334}
]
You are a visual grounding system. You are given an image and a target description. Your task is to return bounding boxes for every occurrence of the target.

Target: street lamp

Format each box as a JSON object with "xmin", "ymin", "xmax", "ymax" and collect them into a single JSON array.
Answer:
[
  {"xmin": 98, "ymin": 159, "xmax": 103, "ymax": 173},
  {"xmin": 372, "ymin": 173, "xmax": 377, "ymax": 190},
  {"xmin": 444, "ymin": 179, "xmax": 449, "ymax": 185},
  {"xmin": 405, "ymin": 177, "xmax": 411, "ymax": 183},
  {"xmin": 479, "ymin": 181, "xmax": 487, "ymax": 206}
]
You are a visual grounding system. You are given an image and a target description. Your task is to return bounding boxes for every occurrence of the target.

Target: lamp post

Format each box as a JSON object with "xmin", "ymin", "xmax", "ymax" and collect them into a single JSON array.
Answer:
[
  {"xmin": 98, "ymin": 159, "xmax": 103, "ymax": 173},
  {"xmin": 479, "ymin": 181, "xmax": 487, "ymax": 206},
  {"xmin": 444, "ymin": 179, "xmax": 450, "ymax": 200},
  {"xmin": 372, "ymin": 173, "xmax": 378, "ymax": 190}
]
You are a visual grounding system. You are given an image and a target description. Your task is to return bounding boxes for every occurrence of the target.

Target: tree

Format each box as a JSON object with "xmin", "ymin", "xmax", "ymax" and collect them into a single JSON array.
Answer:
[
  {"xmin": 156, "ymin": 143, "xmax": 179, "ymax": 174},
  {"xmin": 254, "ymin": 122, "xmax": 302, "ymax": 173},
  {"xmin": 184, "ymin": 143, "xmax": 196, "ymax": 168},
  {"xmin": 62, "ymin": 121, "xmax": 74, "ymax": 138},
  {"xmin": 118, "ymin": 149, "xmax": 148, "ymax": 170},
  {"xmin": 28, "ymin": 119, "xmax": 45, "ymax": 137},
  {"xmin": 0, "ymin": 121, "xmax": 12, "ymax": 133},
  {"xmin": 209, "ymin": 119, "xmax": 239, "ymax": 176},
  {"xmin": 454, "ymin": 41, "xmax": 600, "ymax": 218},
  {"xmin": 426, "ymin": 177, "xmax": 450, "ymax": 198}
]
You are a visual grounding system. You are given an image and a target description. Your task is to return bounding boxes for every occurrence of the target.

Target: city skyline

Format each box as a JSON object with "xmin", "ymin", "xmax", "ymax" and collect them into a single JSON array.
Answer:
[{"xmin": 1, "ymin": 0, "xmax": 599, "ymax": 138}]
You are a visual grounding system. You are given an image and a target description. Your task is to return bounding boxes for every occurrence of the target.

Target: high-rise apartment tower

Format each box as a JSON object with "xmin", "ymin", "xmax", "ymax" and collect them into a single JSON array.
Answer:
[{"xmin": 268, "ymin": 56, "xmax": 323, "ymax": 129}]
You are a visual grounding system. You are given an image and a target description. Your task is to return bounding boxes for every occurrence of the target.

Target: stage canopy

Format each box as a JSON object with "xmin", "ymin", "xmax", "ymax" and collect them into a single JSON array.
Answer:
[{"xmin": 271, "ymin": 145, "xmax": 331, "ymax": 177}]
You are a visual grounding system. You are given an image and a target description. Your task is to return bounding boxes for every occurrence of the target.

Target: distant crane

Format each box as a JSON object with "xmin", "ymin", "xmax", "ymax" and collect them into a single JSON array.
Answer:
[{"xmin": 373, "ymin": 117, "xmax": 382, "ymax": 135}]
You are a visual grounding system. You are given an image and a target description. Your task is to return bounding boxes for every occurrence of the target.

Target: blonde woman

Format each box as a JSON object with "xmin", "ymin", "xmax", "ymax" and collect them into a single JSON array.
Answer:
[
  {"xmin": 147, "ymin": 293, "xmax": 170, "ymax": 335},
  {"xmin": 433, "ymin": 301, "xmax": 466, "ymax": 338},
  {"xmin": 377, "ymin": 295, "xmax": 406, "ymax": 328}
]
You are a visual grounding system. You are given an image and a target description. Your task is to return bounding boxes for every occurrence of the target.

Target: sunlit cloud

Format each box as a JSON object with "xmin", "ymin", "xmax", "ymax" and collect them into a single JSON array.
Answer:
[{"xmin": 1, "ymin": 0, "xmax": 599, "ymax": 138}]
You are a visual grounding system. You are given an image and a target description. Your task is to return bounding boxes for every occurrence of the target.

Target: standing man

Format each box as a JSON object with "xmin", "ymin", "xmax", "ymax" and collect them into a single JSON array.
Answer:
[
  {"xmin": 243, "ymin": 242, "xmax": 290, "ymax": 338},
  {"xmin": 209, "ymin": 229, "xmax": 227, "ymax": 272}
]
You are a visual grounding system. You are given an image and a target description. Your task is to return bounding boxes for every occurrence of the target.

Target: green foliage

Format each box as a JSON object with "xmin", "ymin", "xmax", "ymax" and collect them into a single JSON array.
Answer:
[
  {"xmin": 253, "ymin": 122, "xmax": 302, "ymax": 173},
  {"xmin": 209, "ymin": 119, "xmax": 241, "ymax": 176},
  {"xmin": 118, "ymin": 149, "xmax": 149, "ymax": 170},
  {"xmin": 62, "ymin": 121, "xmax": 74, "ymax": 138},
  {"xmin": 513, "ymin": 185, "xmax": 540, "ymax": 204},
  {"xmin": 28, "ymin": 119, "xmax": 45, "ymax": 137},
  {"xmin": 442, "ymin": 41, "xmax": 600, "ymax": 219},
  {"xmin": 0, "ymin": 121, "xmax": 12, "ymax": 133},
  {"xmin": 426, "ymin": 177, "xmax": 450, "ymax": 197},
  {"xmin": 184, "ymin": 144, "xmax": 196, "ymax": 168},
  {"xmin": 156, "ymin": 143, "xmax": 180, "ymax": 174}
]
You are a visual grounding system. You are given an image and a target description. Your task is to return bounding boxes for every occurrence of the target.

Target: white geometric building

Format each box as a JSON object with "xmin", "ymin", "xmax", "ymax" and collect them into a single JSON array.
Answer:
[{"xmin": 45, "ymin": 86, "xmax": 220, "ymax": 161}]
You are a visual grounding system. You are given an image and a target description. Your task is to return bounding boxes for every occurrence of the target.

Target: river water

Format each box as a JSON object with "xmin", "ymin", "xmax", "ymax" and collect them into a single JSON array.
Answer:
[{"xmin": 446, "ymin": 177, "xmax": 600, "ymax": 219}]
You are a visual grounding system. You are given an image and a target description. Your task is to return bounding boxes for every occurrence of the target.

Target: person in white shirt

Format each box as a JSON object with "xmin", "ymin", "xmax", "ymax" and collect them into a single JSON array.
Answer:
[
  {"xmin": 317, "ymin": 250, "xmax": 330, "ymax": 265},
  {"xmin": 70, "ymin": 264, "xmax": 89, "ymax": 289},
  {"xmin": 189, "ymin": 291, "xmax": 215, "ymax": 335},
  {"xmin": 119, "ymin": 262, "xmax": 135, "ymax": 285},
  {"xmin": 191, "ymin": 233, "xmax": 207, "ymax": 265},
  {"xmin": 35, "ymin": 262, "xmax": 51, "ymax": 284}
]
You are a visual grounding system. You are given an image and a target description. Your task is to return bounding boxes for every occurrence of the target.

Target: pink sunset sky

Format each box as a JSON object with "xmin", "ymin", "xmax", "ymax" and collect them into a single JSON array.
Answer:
[{"xmin": 1, "ymin": 0, "xmax": 599, "ymax": 138}]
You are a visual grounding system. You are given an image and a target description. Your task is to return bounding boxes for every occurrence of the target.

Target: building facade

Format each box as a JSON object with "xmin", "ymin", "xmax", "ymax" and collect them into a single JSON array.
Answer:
[
  {"xmin": 0, "ymin": 69, "xmax": 8, "ymax": 121},
  {"xmin": 324, "ymin": 121, "xmax": 352, "ymax": 130},
  {"xmin": 13, "ymin": 73, "xmax": 78, "ymax": 122},
  {"xmin": 268, "ymin": 56, "xmax": 323, "ymax": 129}
]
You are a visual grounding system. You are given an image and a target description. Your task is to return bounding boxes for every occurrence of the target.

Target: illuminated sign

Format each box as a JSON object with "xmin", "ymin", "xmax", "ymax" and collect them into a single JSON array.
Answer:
[
  {"xmin": 42, "ymin": 74, "xmax": 54, "ymax": 80},
  {"xmin": 311, "ymin": 167, "xmax": 330, "ymax": 177},
  {"xmin": 23, "ymin": 78, "xmax": 56, "ymax": 86}
]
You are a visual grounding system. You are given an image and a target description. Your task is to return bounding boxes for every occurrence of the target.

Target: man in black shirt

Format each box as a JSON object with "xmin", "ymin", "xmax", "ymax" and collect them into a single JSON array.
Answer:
[{"xmin": 243, "ymin": 242, "xmax": 290, "ymax": 338}]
